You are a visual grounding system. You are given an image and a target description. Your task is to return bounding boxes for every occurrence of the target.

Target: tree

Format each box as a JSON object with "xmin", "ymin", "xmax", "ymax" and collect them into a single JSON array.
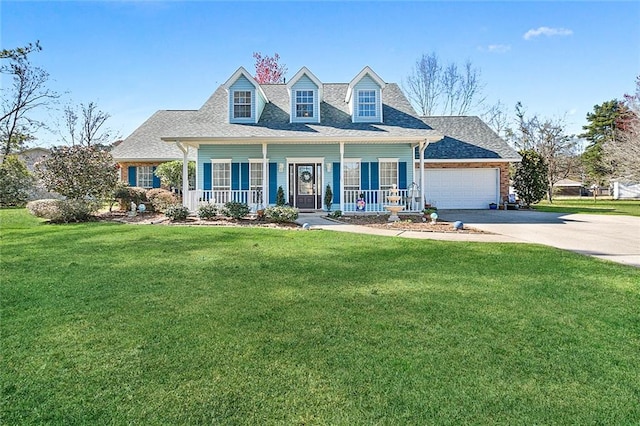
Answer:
[
  {"xmin": 506, "ymin": 102, "xmax": 578, "ymax": 202},
  {"xmin": 0, "ymin": 155, "xmax": 34, "ymax": 207},
  {"xmin": 153, "ymin": 160, "xmax": 195, "ymax": 192},
  {"xmin": 62, "ymin": 101, "xmax": 118, "ymax": 148},
  {"xmin": 513, "ymin": 149, "xmax": 548, "ymax": 207},
  {"xmin": 580, "ymin": 99, "xmax": 623, "ymax": 184},
  {"xmin": 1, "ymin": 42, "xmax": 58, "ymax": 160},
  {"xmin": 36, "ymin": 145, "xmax": 117, "ymax": 202},
  {"xmin": 253, "ymin": 52, "xmax": 287, "ymax": 84},
  {"xmin": 604, "ymin": 76, "xmax": 640, "ymax": 181},
  {"xmin": 403, "ymin": 52, "xmax": 485, "ymax": 116}
]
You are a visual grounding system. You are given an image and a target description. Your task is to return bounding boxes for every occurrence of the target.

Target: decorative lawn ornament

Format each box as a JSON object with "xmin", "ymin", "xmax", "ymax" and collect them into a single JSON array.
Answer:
[
  {"xmin": 302, "ymin": 223, "xmax": 310, "ymax": 230},
  {"xmin": 430, "ymin": 212, "xmax": 438, "ymax": 224},
  {"xmin": 453, "ymin": 220, "xmax": 464, "ymax": 230},
  {"xmin": 138, "ymin": 203, "xmax": 146, "ymax": 213}
]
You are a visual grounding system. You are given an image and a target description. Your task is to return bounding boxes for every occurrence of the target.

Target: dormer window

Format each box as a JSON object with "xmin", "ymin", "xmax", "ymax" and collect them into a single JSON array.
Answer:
[
  {"xmin": 233, "ymin": 91, "xmax": 252, "ymax": 119},
  {"xmin": 358, "ymin": 90, "xmax": 377, "ymax": 117},
  {"xmin": 296, "ymin": 90, "xmax": 314, "ymax": 118}
]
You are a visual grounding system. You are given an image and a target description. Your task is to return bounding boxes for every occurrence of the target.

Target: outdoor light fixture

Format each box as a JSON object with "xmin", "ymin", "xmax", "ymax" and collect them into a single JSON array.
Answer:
[
  {"xmin": 278, "ymin": 163, "xmax": 284, "ymax": 173},
  {"xmin": 326, "ymin": 163, "xmax": 332, "ymax": 172}
]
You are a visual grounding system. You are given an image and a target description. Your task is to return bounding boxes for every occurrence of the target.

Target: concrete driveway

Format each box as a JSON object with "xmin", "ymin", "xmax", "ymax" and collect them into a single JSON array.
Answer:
[{"xmin": 438, "ymin": 209, "xmax": 640, "ymax": 267}]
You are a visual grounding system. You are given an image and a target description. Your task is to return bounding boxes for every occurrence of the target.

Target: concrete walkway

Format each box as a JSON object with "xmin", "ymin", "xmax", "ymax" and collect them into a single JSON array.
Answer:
[{"xmin": 295, "ymin": 211, "xmax": 640, "ymax": 268}]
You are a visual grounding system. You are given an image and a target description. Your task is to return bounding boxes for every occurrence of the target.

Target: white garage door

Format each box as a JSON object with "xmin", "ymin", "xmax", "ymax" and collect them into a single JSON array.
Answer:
[{"xmin": 425, "ymin": 168, "xmax": 499, "ymax": 209}]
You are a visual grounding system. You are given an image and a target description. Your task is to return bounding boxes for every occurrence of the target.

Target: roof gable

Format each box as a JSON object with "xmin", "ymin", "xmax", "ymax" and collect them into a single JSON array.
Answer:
[
  {"xmin": 222, "ymin": 66, "xmax": 269, "ymax": 103},
  {"xmin": 345, "ymin": 66, "xmax": 386, "ymax": 103}
]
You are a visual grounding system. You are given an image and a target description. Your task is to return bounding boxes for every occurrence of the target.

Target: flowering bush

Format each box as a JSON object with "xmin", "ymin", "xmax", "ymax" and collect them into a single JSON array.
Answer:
[
  {"xmin": 35, "ymin": 145, "xmax": 117, "ymax": 202},
  {"xmin": 146, "ymin": 188, "xmax": 177, "ymax": 212},
  {"xmin": 264, "ymin": 205, "xmax": 299, "ymax": 223},
  {"xmin": 197, "ymin": 203, "xmax": 218, "ymax": 219},
  {"xmin": 223, "ymin": 201, "xmax": 250, "ymax": 219},
  {"xmin": 164, "ymin": 205, "xmax": 190, "ymax": 221},
  {"xmin": 26, "ymin": 199, "xmax": 98, "ymax": 223}
]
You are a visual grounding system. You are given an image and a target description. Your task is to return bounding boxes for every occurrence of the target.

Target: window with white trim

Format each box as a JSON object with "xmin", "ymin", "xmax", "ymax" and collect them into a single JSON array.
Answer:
[
  {"xmin": 343, "ymin": 161, "xmax": 360, "ymax": 203},
  {"xmin": 137, "ymin": 166, "xmax": 153, "ymax": 188},
  {"xmin": 212, "ymin": 162, "xmax": 231, "ymax": 191},
  {"xmin": 379, "ymin": 161, "xmax": 398, "ymax": 190},
  {"xmin": 249, "ymin": 162, "xmax": 264, "ymax": 204},
  {"xmin": 358, "ymin": 90, "xmax": 376, "ymax": 117},
  {"xmin": 233, "ymin": 91, "xmax": 252, "ymax": 118},
  {"xmin": 295, "ymin": 90, "xmax": 314, "ymax": 118}
]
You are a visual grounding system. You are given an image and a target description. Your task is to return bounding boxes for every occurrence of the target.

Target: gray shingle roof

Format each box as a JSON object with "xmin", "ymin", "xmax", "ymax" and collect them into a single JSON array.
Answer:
[
  {"xmin": 160, "ymin": 83, "xmax": 441, "ymax": 140},
  {"xmin": 421, "ymin": 116, "xmax": 520, "ymax": 160},
  {"xmin": 110, "ymin": 111, "xmax": 197, "ymax": 161},
  {"xmin": 112, "ymin": 79, "xmax": 519, "ymax": 163}
]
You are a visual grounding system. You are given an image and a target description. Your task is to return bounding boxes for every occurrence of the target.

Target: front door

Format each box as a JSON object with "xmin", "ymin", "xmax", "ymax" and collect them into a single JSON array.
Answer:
[{"xmin": 296, "ymin": 164, "xmax": 316, "ymax": 209}]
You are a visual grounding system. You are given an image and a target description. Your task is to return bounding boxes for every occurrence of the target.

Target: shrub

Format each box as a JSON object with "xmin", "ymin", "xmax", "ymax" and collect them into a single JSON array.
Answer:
[
  {"xmin": 146, "ymin": 188, "xmax": 177, "ymax": 212},
  {"xmin": 264, "ymin": 205, "xmax": 299, "ymax": 223},
  {"xmin": 114, "ymin": 185, "xmax": 147, "ymax": 210},
  {"xmin": 328, "ymin": 209, "xmax": 342, "ymax": 218},
  {"xmin": 223, "ymin": 201, "xmax": 250, "ymax": 220},
  {"xmin": 276, "ymin": 186, "xmax": 286, "ymax": 206},
  {"xmin": 197, "ymin": 203, "xmax": 218, "ymax": 220},
  {"xmin": 164, "ymin": 205, "xmax": 190, "ymax": 221},
  {"xmin": 0, "ymin": 156, "xmax": 34, "ymax": 207},
  {"xmin": 26, "ymin": 199, "xmax": 98, "ymax": 223},
  {"xmin": 324, "ymin": 184, "xmax": 333, "ymax": 211}
]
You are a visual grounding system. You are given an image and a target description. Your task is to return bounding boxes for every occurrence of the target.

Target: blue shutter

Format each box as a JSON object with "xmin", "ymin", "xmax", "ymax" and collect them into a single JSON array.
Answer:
[
  {"xmin": 332, "ymin": 162, "xmax": 340, "ymax": 204},
  {"xmin": 398, "ymin": 162, "xmax": 407, "ymax": 189},
  {"xmin": 370, "ymin": 162, "xmax": 379, "ymax": 190},
  {"xmin": 269, "ymin": 162, "xmax": 277, "ymax": 204},
  {"xmin": 152, "ymin": 166, "xmax": 161, "ymax": 188},
  {"xmin": 231, "ymin": 163, "xmax": 240, "ymax": 190},
  {"xmin": 203, "ymin": 163, "xmax": 212, "ymax": 190},
  {"xmin": 128, "ymin": 166, "xmax": 137, "ymax": 186},
  {"xmin": 240, "ymin": 163, "xmax": 249, "ymax": 191},
  {"xmin": 361, "ymin": 162, "xmax": 370, "ymax": 190}
]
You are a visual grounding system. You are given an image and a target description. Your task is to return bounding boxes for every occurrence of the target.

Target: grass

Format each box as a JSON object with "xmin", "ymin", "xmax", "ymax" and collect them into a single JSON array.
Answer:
[
  {"xmin": 533, "ymin": 197, "xmax": 640, "ymax": 217},
  {"xmin": 2, "ymin": 208, "xmax": 639, "ymax": 424}
]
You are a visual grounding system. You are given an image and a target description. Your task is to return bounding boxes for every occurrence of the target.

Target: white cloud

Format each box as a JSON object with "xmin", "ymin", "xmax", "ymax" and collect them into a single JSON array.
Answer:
[
  {"xmin": 523, "ymin": 26, "xmax": 573, "ymax": 40},
  {"xmin": 487, "ymin": 44, "xmax": 511, "ymax": 53}
]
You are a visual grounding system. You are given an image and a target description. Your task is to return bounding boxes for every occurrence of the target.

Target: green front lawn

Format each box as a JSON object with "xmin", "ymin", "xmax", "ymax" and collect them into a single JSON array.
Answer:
[
  {"xmin": 2, "ymin": 209, "xmax": 639, "ymax": 424},
  {"xmin": 533, "ymin": 197, "xmax": 640, "ymax": 217}
]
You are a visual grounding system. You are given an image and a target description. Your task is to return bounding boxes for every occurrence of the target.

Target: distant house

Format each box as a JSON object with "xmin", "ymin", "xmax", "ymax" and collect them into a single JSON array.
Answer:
[
  {"xmin": 111, "ymin": 66, "xmax": 520, "ymax": 211},
  {"xmin": 553, "ymin": 178, "xmax": 586, "ymax": 196}
]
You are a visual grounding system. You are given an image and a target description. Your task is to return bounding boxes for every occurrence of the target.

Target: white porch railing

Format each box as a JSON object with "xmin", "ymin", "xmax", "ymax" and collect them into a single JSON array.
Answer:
[
  {"xmin": 186, "ymin": 189, "xmax": 263, "ymax": 212},
  {"xmin": 342, "ymin": 189, "xmax": 422, "ymax": 213},
  {"xmin": 185, "ymin": 189, "xmax": 423, "ymax": 213}
]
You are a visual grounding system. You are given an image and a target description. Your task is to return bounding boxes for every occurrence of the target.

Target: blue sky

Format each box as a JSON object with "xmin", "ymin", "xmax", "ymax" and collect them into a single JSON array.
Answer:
[{"xmin": 2, "ymin": 1, "xmax": 639, "ymax": 147}]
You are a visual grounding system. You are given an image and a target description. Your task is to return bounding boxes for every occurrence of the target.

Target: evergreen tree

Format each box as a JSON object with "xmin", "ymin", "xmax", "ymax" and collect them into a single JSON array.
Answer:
[
  {"xmin": 513, "ymin": 150, "xmax": 548, "ymax": 207},
  {"xmin": 580, "ymin": 99, "xmax": 623, "ymax": 184}
]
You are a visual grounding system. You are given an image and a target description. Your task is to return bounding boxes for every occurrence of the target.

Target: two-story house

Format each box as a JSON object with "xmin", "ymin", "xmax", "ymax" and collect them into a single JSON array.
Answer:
[{"xmin": 111, "ymin": 66, "xmax": 519, "ymax": 212}]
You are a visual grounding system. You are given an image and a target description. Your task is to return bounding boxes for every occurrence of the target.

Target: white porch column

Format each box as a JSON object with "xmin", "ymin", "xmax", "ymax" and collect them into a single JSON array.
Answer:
[
  {"xmin": 262, "ymin": 143, "xmax": 268, "ymax": 207},
  {"xmin": 419, "ymin": 140, "xmax": 426, "ymax": 208},
  {"xmin": 339, "ymin": 142, "xmax": 345, "ymax": 212},
  {"xmin": 177, "ymin": 141, "xmax": 189, "ymax": 208}
]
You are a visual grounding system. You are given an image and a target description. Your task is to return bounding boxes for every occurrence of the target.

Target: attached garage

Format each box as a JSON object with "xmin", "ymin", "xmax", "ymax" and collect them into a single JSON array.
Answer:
[{"xmin": 424, "ymin": 168, "xmax": 499, "ymax": 209}]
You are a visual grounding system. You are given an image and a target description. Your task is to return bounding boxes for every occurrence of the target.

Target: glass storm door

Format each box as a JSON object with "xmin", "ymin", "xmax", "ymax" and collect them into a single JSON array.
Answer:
[{"xmin": 296, "ymin": 164, "xmax": 316, "ymax": 209}]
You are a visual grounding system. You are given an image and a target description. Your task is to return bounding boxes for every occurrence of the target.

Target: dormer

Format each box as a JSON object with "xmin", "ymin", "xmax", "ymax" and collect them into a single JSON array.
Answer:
[
  {"xmin": 345, "ymin": 66, "xmax": 386, "ymax": 123},
  {"xmin": 223, "ymin": 67, "xmax": 269, "ymax": 124},
  {"xmin": 286, "ymin": 67, "xmax": 322, "ymax": 124}
]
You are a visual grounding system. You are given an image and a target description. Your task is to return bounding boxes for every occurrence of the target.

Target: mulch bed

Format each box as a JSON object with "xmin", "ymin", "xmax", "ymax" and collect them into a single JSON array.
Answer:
[
  {"xmin": 97, "ymin": 211, "xmax": 299, "ymax": 229},
  {"xmin": 334, "ymin": 214, "xmax": 486, "ymax": 233}
]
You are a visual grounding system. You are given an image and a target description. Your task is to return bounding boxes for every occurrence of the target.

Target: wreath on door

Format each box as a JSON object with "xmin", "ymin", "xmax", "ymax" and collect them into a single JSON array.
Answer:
[{"xmin": 300, "ymin": 170, "xmax": 313, "ymax": 183}]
